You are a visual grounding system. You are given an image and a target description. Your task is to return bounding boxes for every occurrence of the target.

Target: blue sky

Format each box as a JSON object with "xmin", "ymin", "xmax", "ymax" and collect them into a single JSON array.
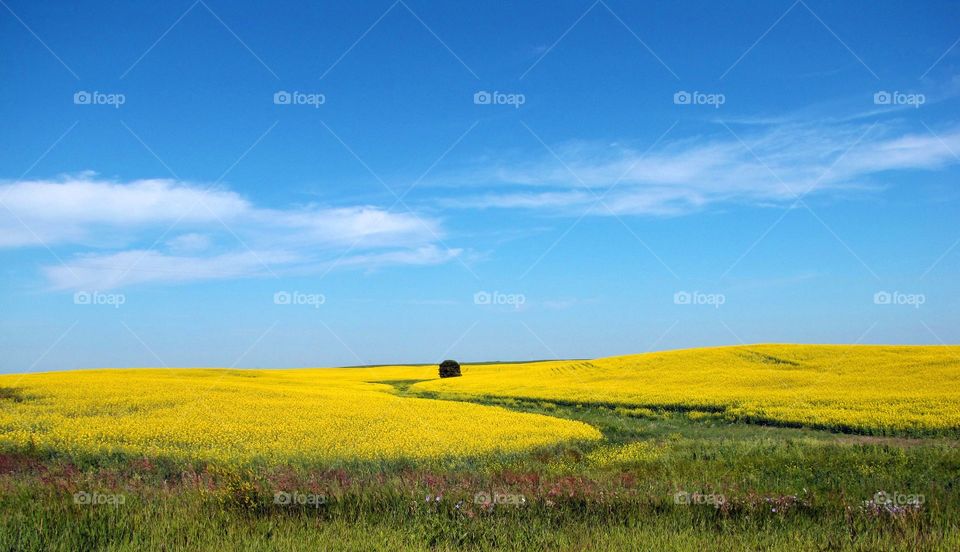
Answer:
[{"xmin": 1, "ymin": 0, "xmax": 958, "ymax": 372}]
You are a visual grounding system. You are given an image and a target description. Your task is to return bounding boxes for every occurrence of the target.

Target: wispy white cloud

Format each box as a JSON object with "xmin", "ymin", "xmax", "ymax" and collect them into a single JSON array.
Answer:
[
  {"xmin": 42, "ymin": 245, "xmax": 462, "ymax": 290},
  {"xmin": 0, "ymin": 173, "xmax": 438, "ymax": 249},
  {"xmin": 165, "ymin": 233, "xmax": 213, "ymax": 254},
  {"xmin": 5, "ymin": 120, "xmax": 958, "ymax": 290},
  {"xmin": 328, "ymin": 244, "xmax": 462, "ymax": 270},
  {"xmin": 0, "ymin": 174, "xmax": 455, "ymax": 289},
  {"xmin": 43, "ymin": 249, "xmax": 298, "ymax": 290},
  {"xmin": 434, "ymin": 122, "xmax": 960, "ymax": 216}
]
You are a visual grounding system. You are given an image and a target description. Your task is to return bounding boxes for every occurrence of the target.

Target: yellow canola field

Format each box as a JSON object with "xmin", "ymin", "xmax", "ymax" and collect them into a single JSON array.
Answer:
[
  {"xmin": 0, "ymin": 366, "xmax": 600, "ymax": 464},
  {"xmin": 2, "ymin": 345, "xmax": 958, "ymax": 464},
  {"xmin": 415, "ymin": 345, "xmax": 960, "ymax": 434}
]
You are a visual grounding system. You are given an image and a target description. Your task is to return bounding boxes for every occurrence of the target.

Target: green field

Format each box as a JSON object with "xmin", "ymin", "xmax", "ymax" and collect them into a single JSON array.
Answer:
[{"xmin": 2, "ymin": 347, "xmax": 959, "ymax": 550}]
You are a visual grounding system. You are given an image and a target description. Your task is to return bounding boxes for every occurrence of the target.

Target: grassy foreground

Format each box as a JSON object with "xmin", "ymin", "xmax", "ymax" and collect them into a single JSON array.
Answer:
[
  {"xmin": 2, "ymin": 345, "xmax": 960, "ymax": 550},
  {"xmin": 4, "ymin": 399, "xmax": 959, "ymax": 550}
]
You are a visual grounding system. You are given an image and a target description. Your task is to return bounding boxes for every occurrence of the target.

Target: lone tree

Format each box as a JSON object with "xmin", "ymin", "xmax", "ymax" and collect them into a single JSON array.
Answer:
[{"xmin": 439, "ymin": 359, "xmax": 461, "ymax": 378}]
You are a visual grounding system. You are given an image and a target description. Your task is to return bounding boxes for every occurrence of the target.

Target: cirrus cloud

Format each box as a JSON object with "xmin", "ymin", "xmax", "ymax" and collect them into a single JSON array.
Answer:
[{"xmin": 432, "ymin": 121, "xmax": 960, "ymax": 216}]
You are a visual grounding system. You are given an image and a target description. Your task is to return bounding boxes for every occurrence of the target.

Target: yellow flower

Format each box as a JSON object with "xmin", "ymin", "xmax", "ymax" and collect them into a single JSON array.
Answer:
[
  {"xmin": 416, "ymin": 345, "xmax": 960, "ymax": 435},
  {"xmin": 0, "ymin": 365, "xmax": 599, "ymax": 464}
]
